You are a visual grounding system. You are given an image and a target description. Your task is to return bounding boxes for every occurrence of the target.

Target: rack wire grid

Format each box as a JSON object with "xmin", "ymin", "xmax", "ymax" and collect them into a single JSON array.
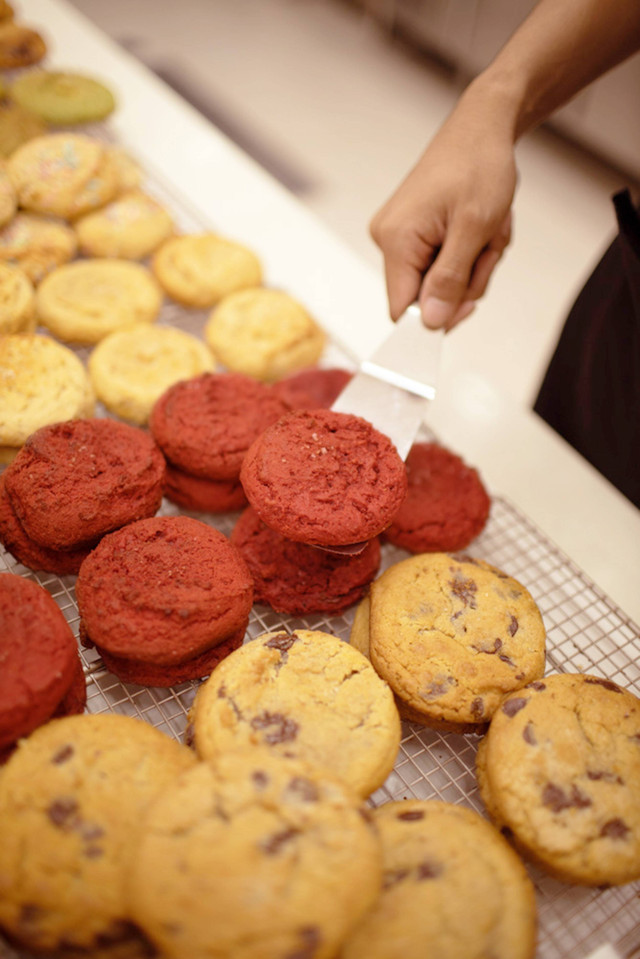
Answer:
[{"xmin": 1, "ymin": 138, "xmax": 640, "ymax": 959}]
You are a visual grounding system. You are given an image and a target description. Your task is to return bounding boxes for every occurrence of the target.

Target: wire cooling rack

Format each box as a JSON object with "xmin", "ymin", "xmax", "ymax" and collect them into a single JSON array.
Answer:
[{"xmin": 2, "ymin": 136, "xmax": 640, "ymax": 959}]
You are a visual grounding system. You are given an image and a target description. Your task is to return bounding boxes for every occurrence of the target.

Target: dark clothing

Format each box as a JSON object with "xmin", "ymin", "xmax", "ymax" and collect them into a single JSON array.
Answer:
[{"xmin": 534, "ymin": 189, "xmax": 640, "ymax": 509}]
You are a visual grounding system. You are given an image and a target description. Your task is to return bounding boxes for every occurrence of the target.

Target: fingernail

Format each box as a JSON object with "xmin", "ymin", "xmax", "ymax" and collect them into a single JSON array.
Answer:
[{"xmin": 421, "ymin": 297, "xmax": 456, "ymax": 330}]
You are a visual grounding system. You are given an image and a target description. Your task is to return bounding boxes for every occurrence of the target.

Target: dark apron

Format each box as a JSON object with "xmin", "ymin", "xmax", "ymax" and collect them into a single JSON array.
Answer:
[{"xmin": 534, "ymin": 188, "xmax": 640, "ymax": 509}]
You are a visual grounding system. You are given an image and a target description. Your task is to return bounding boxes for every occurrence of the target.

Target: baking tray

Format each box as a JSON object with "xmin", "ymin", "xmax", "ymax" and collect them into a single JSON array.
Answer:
[{"xmin": 1, "ymin": 145, "xmax": 640, "ymax": 959}]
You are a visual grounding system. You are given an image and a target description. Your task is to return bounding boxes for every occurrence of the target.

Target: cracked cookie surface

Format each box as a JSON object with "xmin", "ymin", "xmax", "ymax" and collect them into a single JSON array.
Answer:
[
  {"xmin": 363, "ymin": 552, "xmax": 546, "ymax": 732},
  {"xmin": 476, "ymin": 672, "xmax": 640, "ymax": 885},
  {"xmin": 129, "ymin": 748, "xmax": 382, "ymax": 959},
  {"xmin": 340, "ymin": 799, "xmax": 537, "ymax": 959},
  {"xmin": 189, "ymin": 628, "xmax": 401, "ymax": 798}
]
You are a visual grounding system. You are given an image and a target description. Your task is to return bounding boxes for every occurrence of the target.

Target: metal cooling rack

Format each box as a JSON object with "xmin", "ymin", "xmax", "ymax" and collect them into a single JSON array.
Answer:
[{"xmin": 1, "ymin": 135, "xmax": 640, "ymax": 959}]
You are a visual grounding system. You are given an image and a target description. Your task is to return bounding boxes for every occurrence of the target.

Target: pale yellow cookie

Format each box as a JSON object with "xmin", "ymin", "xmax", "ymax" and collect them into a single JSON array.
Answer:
[
  {"xmin": 0, "ymin": 211, "xmax": 77, "ymax": 283},
  {"xmin": 7, "ymin": 132, "xmax": 120, "ymax": 220},
  {"xmin": 152, "ymin": 232, "xmax": 262, "ymax": 308},
  {"xmin": 0, "ymin": 333, "xmax": 95, "ymax": 447},
  {"xmin": 0, "ymin": 158, "xmax": 16, "ymax": 227},
  {"xmin": 0, "ymin": 262, "xmax": 35, "ymax": 333},
  {"xmin": 476, "ymin": 673, "xmax": 640, "ymax": 886},
  {"xmin": 341, "ymin": 800, "xmax": 537, "ymax": 959},
  {"xmin": 129, "ymin": 747, "xmax": 382, "ymax": 959},
  {"xmin": 89, "ymin": 324, "xmax": 215, "ymax": 425},
  {"xmin": 0, "ymin": 713, "xmax": 196, "ymax": 955},
  {"xmin": 75, "ymin": 190, "xmax": 174, "ymax": 260},
  {"xmin": 36, "ymin": 258, "xmax": 162, "ymax": 344},
  {"xmin": 107, "ymin": 146, "xmax": 143, "ymax": 193},
  {"xmin": 189, "ymin": 629, "xmax": 401, "ymax": 799},
  {"xmin": 205, "ymin": 286, "xmax": 326, "ymax": 380},
  {"xmin": 364, "ymin": 552, "xmax": 546, "ymax": 732}
]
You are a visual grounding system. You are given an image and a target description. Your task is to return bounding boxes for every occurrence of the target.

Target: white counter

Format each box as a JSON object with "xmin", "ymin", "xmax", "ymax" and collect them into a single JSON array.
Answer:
[{"xmin": 23, "ymin": 0, "xmax": 640, "ymax": 624}]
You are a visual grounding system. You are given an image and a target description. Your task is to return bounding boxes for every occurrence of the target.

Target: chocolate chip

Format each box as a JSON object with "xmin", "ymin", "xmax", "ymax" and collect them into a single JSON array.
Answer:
[
  {"xmin": 584, "ymin": 677, "xmax": 622, "ymax": 693},
  {"xmin": 250, "ymin": 711, "xmax": 299, "ymax": 745},
  {"xmin": 508, "ymin": 615, "xmax": 519, "ymax": 637},
  {"xmin": 285, "ymin": 926, "xmax": 322, "ymax": 959},
  {"xmin": 416, "ymin": 860, "xmax": 443, "ymax": 880},
  {"xmin": 471, "ymin": 697, "xmax": 485, "ymax": 719},
  {"xmin": 261, "ymin": 827, "xmax": 299, "ymax": 855},
  {"xmin": 285, "ymin": 777, "xmax": 319, "ymax": 803},
  {"xmin": 600, "ymin": 818, "xmax": 630, "ymax": 839},
  {"xmin": 183, "ymin": 723, "xmax": 195, "ymax": 748},
  {"xmin": 397, "ymin": 809, "xmax": 424, "ymax": 821},
  {"xmin": 528, "ymin": 681, "xmax": 546, "ymax": 691},
  {"xmin": 80, "ymin": 823, "xmax": 105, "ymax": 842},
  {"xmin": 498, "ymin": 653, "xmax": 516, "ymax": 668},
  {"xmin": 502, "ymin": 697, "xmax": 527, "ymax": 717},
  {"xmin": 264, "ymin": 632, "xmax": 299, "ymax": 654},
  {"xmin": 542, "ymin": 782, "xmax": 592, "ymax": 813},
  {"xmin": 47, "ymin": 796, "xmax": 80, "ymax": 829},
  {"xmin": 420, "ymin": 676, "xmax": 456, "ymax": 700},
  {"xmin": 383, "ymin": 867, "xmax": 411, "ymax": 889},
  {"xmin": 252, "ymin": 770, "xmax": 269, "ymax": 789},
  {"xmin": 522, "ymin": 722, "xmax": 537, "ymax": 745},
  {"xmin": 587, "ymin": 770, "xmax": 624, "ymax": 785},
  {"xmin": 51, "ymin": 744, "xmax": 74, "ymax": 764},
  {"xmin": 84, "ymin": 845, "xmax": 104, "ymax": 859},
  {"xmin": 449, "ymin": 574, "xmax": 478, "ymax": 609}
]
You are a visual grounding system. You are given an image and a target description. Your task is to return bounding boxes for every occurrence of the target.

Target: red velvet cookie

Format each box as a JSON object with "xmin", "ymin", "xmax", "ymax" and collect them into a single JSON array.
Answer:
[
  {"xmin": 3, "ymin": 418, "xmax": 166, "ymax": 551},
  {"xmin": 93, "ymin": 627, "xmax": 245, "ymax": 688},
  {"xmin": 383, "ymin": 442, "xmax": 491, "ymax": 553},
  {"xmin": 76, "ymin": 515, "xmax": 253, "ymax": 666},
  {"xmin": 272, "ymin": 366, "xmax": 353, "ymax": 411},
  {"xmin": 231, "ymin": 506, "xmax": 381, "ymax": 614},
  {"xmin": 164, "ymin": 462, "xmax": 248, "ymax": 513},
  {"xmin": 0, "ymin": 474, "xmax": 93, "ymax": 574},
  {"xmin": 240, "ymin": 409, "xmax": 408, "ymax": 546},
  {"xmin": 0, "ymin": 573, "xmax": 85, "ymax": 750},
  {"xmin": 149, "ymin": 372, "xmax": 289, "ymax": 480}
]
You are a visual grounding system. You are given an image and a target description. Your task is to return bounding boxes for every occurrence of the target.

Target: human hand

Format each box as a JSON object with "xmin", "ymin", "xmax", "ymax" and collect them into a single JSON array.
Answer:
[{"xmin": 370, "ymin": 87, "xmax": 518, "ymax": 331}]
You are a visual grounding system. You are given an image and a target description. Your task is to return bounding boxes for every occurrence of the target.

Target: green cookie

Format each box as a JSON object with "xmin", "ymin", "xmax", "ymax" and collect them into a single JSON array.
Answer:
[{"xmin": 9, "ymin": 70, "xmax": 116, "ymax": 126}]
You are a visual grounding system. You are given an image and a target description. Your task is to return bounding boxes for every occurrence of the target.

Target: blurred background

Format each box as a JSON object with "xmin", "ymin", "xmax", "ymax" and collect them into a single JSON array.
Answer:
[{"xmin": 67, "ymin": 0, "xmax": 640, "ymax": 408}]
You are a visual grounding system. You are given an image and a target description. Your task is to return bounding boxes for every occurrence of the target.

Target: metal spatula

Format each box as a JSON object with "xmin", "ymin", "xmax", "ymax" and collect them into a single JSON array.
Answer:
[{"xmin": 332, "ymin": 301, "xmax": 443, "ymax": 459}]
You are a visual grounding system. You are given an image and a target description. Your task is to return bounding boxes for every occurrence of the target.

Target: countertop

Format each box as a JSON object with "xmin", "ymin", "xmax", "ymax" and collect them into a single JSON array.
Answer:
[{"xmin": 21, "ymin": 0, "xmax": 640, "ymax": 626}]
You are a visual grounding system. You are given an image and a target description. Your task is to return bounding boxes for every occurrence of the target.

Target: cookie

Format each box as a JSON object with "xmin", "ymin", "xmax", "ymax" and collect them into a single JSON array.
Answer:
[
  {"xmin": 107, "ymin": 145, "xmax": 143, "ymax": 192},
  {"xmin": 149, "ymin": 371, "xmax": 289, "ymax": 480},
  {"xmin": 361, "ymin": 552, "xmax": 546, "ymax": 732},
  {"xmin": 94, "ymin": 626, "xmax": 246, "ymax": 689},
  {"xmin": 0, "ymin": 1, "xmax": 14, "ymax": 22},
  {"xmin": 383, "ymin": 441, "xmax": 491, "ymax": 553},
  {"xmin": 164, "ymin": 462, "xmax": 248, "ymax": 513},
  {"xmin": 0, "ymin": 211, "xmax": 77, "ymax": 283},
  {"xmin": 340, "ymin": 799, "xmax": 537, "ymax": 959},
  {"xmin": 189, "ymin": 628, "xmax": 401, "ymax": 798},
  {"xmin": 151, "ymin": 231, "xmax": 262, "ymax": 308},
  {"xmin": 231, "ymin": 505, "xmax": 381, "ymax": 614},
  {"xmin": 4, "ymin": 418, "xmax": 165, "ymax": 550},
  {"xmin": 0, "ymin": 333, "xmax": 94, "ymax": 448},
  {"xmin": 204, "ymin": 287, "xmax": 326, "ymax": 381},
  {"xmin": 0, "ymin": 262, "xmax": 34, "ymax": 333},
  {"xmin": 75, "ymin": 190, "xmax": 174, "ymax": 260},
  {"xmin": 0, "ymin": 573, "xmax": 84, "ymax": 751},
  {"xmin": 476, "ymin": 673, "xmax": 640, "ymax": 886},
  {"xmin": 8, "ymin": 70, "xmax": 116, "ymax": 125},
  {"xmin": 76, "ymin": 515, "xmax": 253, "ymax": 666},
  {"xmin": 89, "ymin": 324, "xmax": 214, "ymax": 425},
  {"xmin": 272, "ymin": 365, "xmax": 353, "ymax": 410},
  {"xmin": 128, "ymin": 747, "xmax": 383, "ymax": 959},
  {"xmin": 0, "ymin": 713, "xmax": 196, "ymax": 954},
  {"xmin": 240, "ymin": 408, "xmax": 408, "ymax": 547},
  {"xmin": 0, "ymin": 472, "xmax": 92, "ymax": 574},
  {"xmin": 7, "ymin": 133, "xmax": 120, "ymax": 220},
  {"xmin": 0, "ymin": 101, "xmax": 47, "ymax": 157},
  {"xmin": 36, "ymin": 258, "xmax": 163, "ymax": 343},
  {"xmin": 0, "ymin": 159, "xmax": 16, "ymax": 227},
  {"xmin": 0, "ymin": 21, "xmax": 46, "ymax": 68}
]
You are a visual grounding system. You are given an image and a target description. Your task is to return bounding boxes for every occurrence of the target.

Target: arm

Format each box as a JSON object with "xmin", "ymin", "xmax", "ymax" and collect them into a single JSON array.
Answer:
[{"xmin": 371, "ymin": 0, "xmax": 640, "ymax": 330}]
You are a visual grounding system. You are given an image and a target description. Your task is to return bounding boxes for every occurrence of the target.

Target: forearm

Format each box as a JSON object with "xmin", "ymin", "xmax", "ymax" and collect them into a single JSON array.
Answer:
[{"xmin": 465, "ymin": 0, "xmax": 640, "ymax": 141}]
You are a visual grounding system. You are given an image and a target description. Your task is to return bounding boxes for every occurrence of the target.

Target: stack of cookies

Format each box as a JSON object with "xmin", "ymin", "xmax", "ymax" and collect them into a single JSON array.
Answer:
[
  {"xmin": 0, "ymin": 417, "xmax": 165, "ymax": 573},
  {"xmin": 150, "ymin": 371, "xmax": 290, "ymax": 513}
]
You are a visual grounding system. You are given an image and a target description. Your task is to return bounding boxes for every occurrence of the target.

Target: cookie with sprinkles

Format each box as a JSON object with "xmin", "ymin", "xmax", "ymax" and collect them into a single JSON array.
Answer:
[
  {"xmin": 0, "ymin": 212, "xmax": 77, "ymax": 284},
  {"xmin": 7, "ymin": 133, "xmax": 119, "ymax": 220},
  {"xmin": 75, "ymin": 190, "xmax": 174, "ymax": 260}
]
